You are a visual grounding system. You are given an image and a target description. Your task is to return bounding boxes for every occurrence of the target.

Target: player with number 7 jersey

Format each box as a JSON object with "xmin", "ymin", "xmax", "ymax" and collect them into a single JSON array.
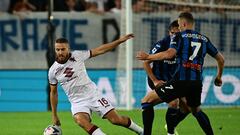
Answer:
[
  {"xmin": 136, "ymin": 12, "xmax": 224, "ymax": 135},
  {"xmin": 170, "ymin": 30, "xmax": 218, "ymax": 81}
]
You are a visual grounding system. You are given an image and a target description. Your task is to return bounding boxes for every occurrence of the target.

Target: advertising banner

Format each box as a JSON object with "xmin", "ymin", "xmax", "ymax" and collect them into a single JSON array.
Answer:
[
  {"xmin": 0, "ymin": 12, "xmax": 239, "ymax": 69},
  {"xmin": 0, "ymin": 68, "xmax": 239, "ymax": 111}
]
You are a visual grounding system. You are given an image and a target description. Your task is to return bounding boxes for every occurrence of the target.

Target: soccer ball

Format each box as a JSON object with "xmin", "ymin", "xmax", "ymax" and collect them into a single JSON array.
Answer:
[{"xmin": 43, "ymin": 125, "xmax": 62, "ymax": 135}]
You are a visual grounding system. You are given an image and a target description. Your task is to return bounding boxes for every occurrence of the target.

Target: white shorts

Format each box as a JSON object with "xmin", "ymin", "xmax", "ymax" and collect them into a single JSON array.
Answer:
[{"xmin": 71, "ymin": 94, "xmax": 114, "ymax": 118}]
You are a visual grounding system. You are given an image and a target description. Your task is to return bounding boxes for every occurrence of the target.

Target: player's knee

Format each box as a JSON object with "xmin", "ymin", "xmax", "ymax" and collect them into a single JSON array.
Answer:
[
  {"xmin": 141, "ymin": 95, "xmax": 153, "ymax": 103},
  {"xmin": 74, "ymin": 117, "xmax": 91, "ymax": 129},
  {"xmin": 74, "ymin": 118, "xmax": 84, "ymax": 127},
  {"xmin": 141, "ymin": 91, "xmax": 161, "ymax": 104},
  {"xmin": 141, "ymin": 97, "xmax": 147, "ymax": 103},
  {"xmin": 141, "ymin": 94, "xmax": 155, "ymax": 109},
  {"xmin": 182, "ymin": 107, "xmax": 191, "ymax": 114},
  {"xmin": 191, "ymin": 107, "xmax": 201, "ymax": 116},
  {"xmin": 168, "ymin": 101, "xmax": 178, "ymax": 108}
]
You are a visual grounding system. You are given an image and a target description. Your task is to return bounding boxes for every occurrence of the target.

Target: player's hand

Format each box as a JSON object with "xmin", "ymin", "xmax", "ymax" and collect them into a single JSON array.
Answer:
[
  {"xmin": 214, "ymin": 76, "xmax": 222, "ymax": 86},
  {"xmin": 136, "ymin": 51, "xmax": 149, "ymax": 60},
  {"xmin": 52, "ymin": 115, "xmax": 61, "ymax": 126},
  {"xmin": 118, "ymin": 34, "xmax": 134, "ymax": 43},
  {"xmin": 154, "ymin": 80, "xmax": 166, "ymax": 89}
]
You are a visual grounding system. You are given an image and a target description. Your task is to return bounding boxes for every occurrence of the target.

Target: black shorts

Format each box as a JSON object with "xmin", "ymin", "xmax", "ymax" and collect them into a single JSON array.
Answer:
[
  {"xmin": 147, "ymin": 77, "xmax": 155, "ymax": 90},
  {"xmin": 155, "ymin": 80, "xmax": 202, "ymax": 107}
]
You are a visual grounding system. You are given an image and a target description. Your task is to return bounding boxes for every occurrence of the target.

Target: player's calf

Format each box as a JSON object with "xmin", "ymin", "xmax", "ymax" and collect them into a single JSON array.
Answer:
[
  {"xmin": 166, "ymin": 98, "xmax": 190, "ymax": 135},
  {"xmin": 74, "ymin": 112, "xmax": 106, "ymax": 135},
  {"xmin": 141, "ymin": 102, "xmax": 154, "ymax": 135},
  {"xmin": 192, "ymin": 110, "xmax": 214, "ymax": 135},
  {"xmin": 141, "ymin": 91, "xmax": 162, "ymax": 135},
  {"xmin": 105, "ymin": 110, "xmax": 143, "ymax": 135},
  {"xmin": 107, "ymin": 114, "xmax": 128, "ymax": 126}
]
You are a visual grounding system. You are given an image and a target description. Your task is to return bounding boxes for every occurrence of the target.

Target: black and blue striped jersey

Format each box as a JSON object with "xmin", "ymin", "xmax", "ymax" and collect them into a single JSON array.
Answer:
[
  {"xmin": 170, "ymin": 30, "xmax": 218, "ymax": 81},
  {"xmin": 149, "ymin": 35, "xmax": 177, "ymax": 82}
]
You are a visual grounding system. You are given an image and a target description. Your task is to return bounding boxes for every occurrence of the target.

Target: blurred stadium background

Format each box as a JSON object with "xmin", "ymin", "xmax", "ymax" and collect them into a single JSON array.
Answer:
[{"xmin": 0, "ymin": 0, "xmax": 240, "ymax": 134}]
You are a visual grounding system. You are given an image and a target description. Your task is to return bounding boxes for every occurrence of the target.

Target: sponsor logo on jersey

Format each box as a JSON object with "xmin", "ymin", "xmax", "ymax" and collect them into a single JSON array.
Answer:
[
  {"xmin": 183, "ymin": 61, "xmax": 201, "ymax": 71},
  {"xmin": 69, "ymin": 57, "xmax": 76, "ymax": 62},
  {"xmin": 63, "ymin": 67, "xmax": 74, "ymax": 77},
  {"xmin": 163, "ymin": 59, "xmax": 176, "ymax": 64},
  {"xmin": 55, "ymin": 67, "xmax": 64, "ymax": 76}
]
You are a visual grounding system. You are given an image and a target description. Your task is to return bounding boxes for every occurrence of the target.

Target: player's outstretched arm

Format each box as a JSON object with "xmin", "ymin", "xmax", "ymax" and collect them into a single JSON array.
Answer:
[
  {"xmin": 136, "ymin": 48, "xmax": 176, "ymax": 61},
  {"xmin": 213, "ymin": 52, "xmax": 225, "ymax": 86},
  {"xmin": 90, "ymin": 34, "xmax": 134, "ymax": 57},
  {"xmin": 50, "ymin": 84, "xmax": 61, "ymax": 126}
]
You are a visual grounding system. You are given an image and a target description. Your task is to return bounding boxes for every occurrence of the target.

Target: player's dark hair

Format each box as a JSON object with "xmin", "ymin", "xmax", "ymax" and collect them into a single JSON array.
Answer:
[
  {"xmin": 179, "ymin": 12, "xmax": 194, "ymax": 24},
  {"xmin": 168, "ymin": 20, "xmax": 179, "ymax": 30},
  {"xmin": 55, "ymin": 37, "xmax": 69, "ymax": 43}
]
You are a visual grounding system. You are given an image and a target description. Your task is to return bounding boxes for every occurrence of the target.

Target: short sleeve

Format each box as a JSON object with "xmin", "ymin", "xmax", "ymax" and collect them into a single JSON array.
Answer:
[
  {"xmin": 170, "ymin": 33, "xmax": 180, "ymax": 51},
  {"xmin": 73, "ymin": 50, "xmax": 91, "ymax": 61},
  {"xmin": 150, "ymin": 41, "xmax": 162, "ymax": 54},
  {"xmin": 206, "ymin": 39, "xmax": 218, "ymax": 57},
  {"xmin": 48, "ymin": 67, "xmax": 57, "ymax": 85},
  {"xmin": 149, "ymin": 36, "xmax": 170, "ymax": 54}
]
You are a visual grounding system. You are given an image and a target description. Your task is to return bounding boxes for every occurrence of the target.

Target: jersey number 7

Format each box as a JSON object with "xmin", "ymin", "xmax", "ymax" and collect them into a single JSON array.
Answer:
[{"xmin": 189, "ymin": 41, "xmax": 201, "ymax": 61}]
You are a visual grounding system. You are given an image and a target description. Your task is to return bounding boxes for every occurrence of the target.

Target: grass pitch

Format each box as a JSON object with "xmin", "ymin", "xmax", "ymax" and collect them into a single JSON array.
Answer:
[{"xmin": 0, "ymin": 107, "xmax": 239, "ymax": 135}]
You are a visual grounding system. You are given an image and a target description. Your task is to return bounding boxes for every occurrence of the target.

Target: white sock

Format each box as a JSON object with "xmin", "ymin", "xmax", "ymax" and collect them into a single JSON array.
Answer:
[
  {"xmin": 168, "ymin": 133, "xmax": 174, "ymax": 135},
  {"xmin": 92, "ymin": 128, "xmax": 106, "ymax": 135},
  {"xmin": 128, "ymin": 119, "xmax": 143, "ymax": 135}
]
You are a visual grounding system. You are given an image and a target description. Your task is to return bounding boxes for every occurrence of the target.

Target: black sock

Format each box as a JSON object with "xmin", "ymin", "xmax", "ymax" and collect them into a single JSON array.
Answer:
[
  {"xmin": 166, "ymin": 108, "xmax": 178, "ymax": 134},
  {"xmin": 88, "ymin": 125, "xmax": 98, "ymax": 135},
  {"xmin": 142, "ymin": 103, "xmax": 154, "ymax": 135},
  {"xmin": 193, "ymin": 110, "xmax": 214, "ymax": 135},
  {"xmin": 173, "ymin": 109, "xmax": 189, "ymax": 127}
]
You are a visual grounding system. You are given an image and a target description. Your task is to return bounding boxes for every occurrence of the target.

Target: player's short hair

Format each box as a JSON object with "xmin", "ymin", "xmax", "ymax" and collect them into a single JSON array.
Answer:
[
  {"xmin": 179, "ymin": 12, "xmax": 194, "ymax": 24},
  {"xmin": 55, "ymin": 37, "xmax": 69, "ymax": 44},
  {"xmin": 168, "ymin": 20, "xmax": 179, "ymax": 30}
]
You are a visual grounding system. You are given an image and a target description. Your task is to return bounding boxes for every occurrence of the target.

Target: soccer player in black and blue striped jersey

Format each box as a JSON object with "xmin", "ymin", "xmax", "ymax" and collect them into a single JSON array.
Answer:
[
  {"xmin": 142, "ymin": 20, "xmax": 190, "ymax": 135},
  {"xmin": 137, "ymin": 12, "xmax": 224, "ymax": 135}
]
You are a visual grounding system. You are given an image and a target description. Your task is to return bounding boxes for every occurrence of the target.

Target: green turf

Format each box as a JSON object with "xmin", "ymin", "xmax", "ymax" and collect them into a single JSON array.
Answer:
[{"xmin": 0, "ymin": 108, "xmax": 239, "ymax": 135}]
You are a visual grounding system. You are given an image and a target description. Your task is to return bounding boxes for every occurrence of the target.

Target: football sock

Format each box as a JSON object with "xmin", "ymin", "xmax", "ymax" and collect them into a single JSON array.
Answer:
[
  {"xmin": 165, "ymin": 107, "xmax": 178, "ymax": 134},
  {"xmin": 142, "ymin": 103, "xmax": 154, "ymax": 135},
  {"xmin": 127, "ymin": 118, "xmax": 144, "ymax": 134},
  {"xmin": 89, "ymin": 125, "xmax": 106, "ymax": 135},
  {"xmin": 193, "ymin": 110, "xmax": 214, "ymax": 135},
  {"xmin": 173, "ymin": 108, "xmax": 189, "ymax": 128}
]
